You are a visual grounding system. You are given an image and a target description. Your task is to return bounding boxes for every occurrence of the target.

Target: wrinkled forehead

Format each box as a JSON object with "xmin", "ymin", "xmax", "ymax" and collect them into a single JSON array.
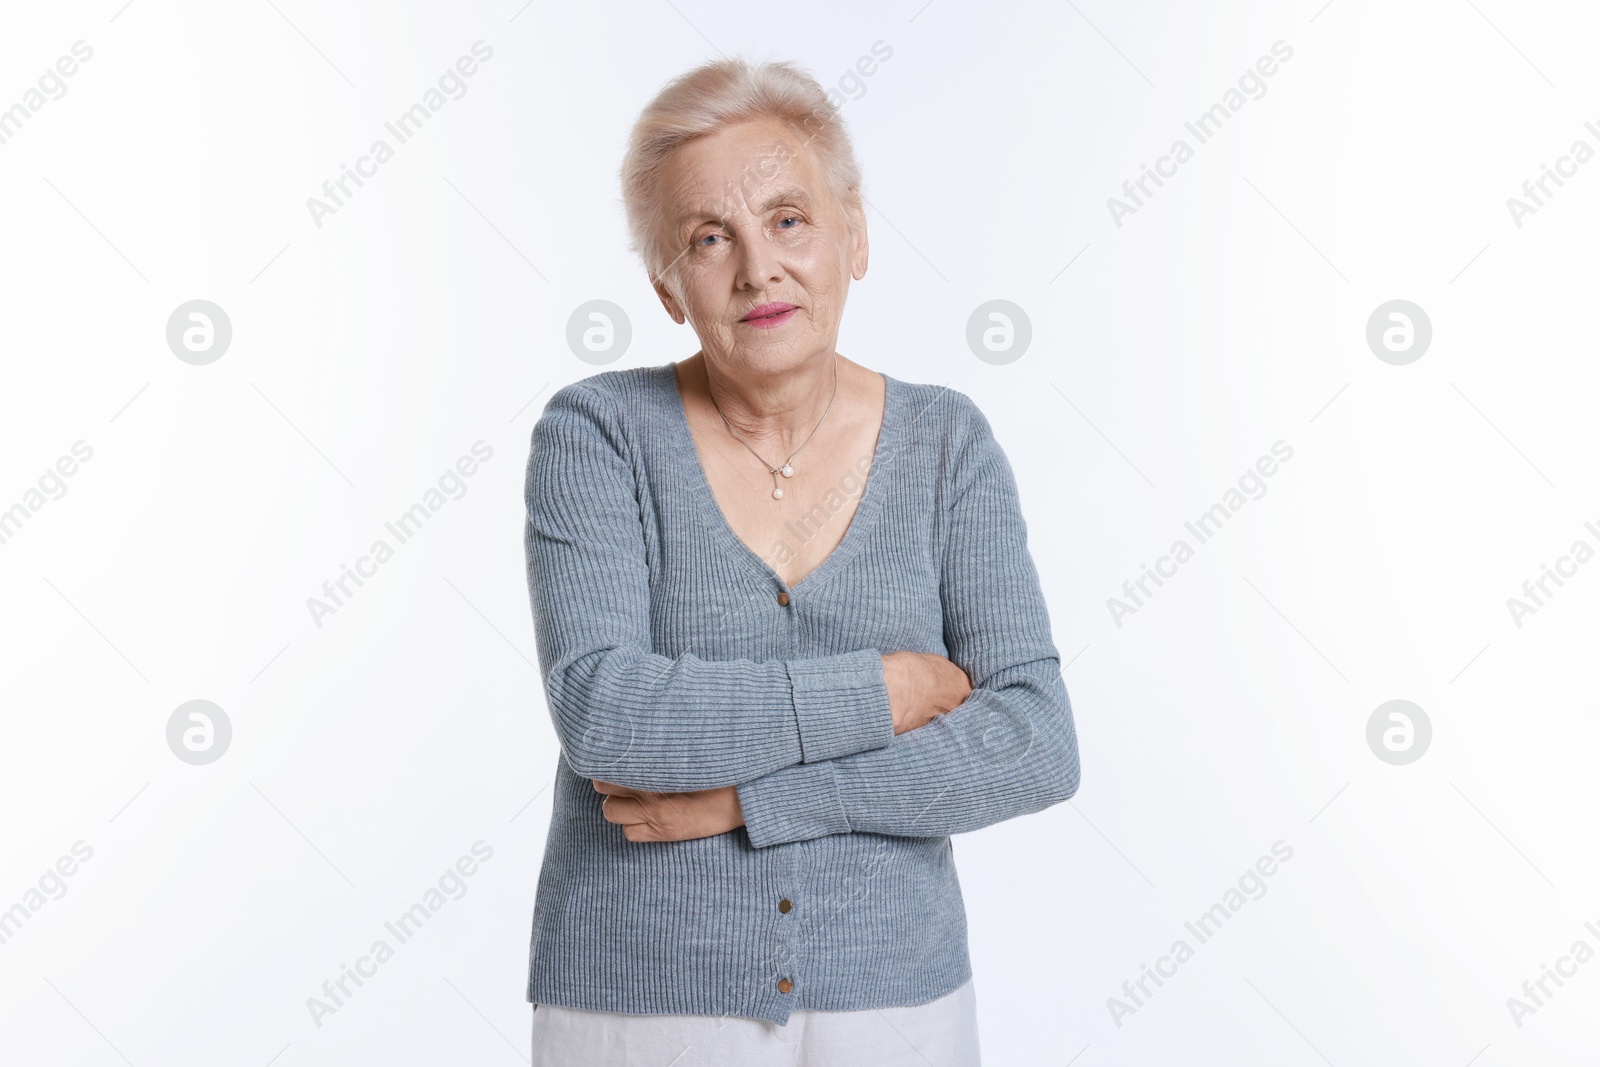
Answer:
[{"xmin": 663, "ymin": 127, "xmax": 825, "ymax": 226}]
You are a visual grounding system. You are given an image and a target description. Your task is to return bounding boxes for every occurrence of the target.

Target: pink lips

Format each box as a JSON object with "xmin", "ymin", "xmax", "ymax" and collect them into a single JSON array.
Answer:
[{"xmin": 740, "ymin": 302, "xmax": 798, "ymax": 329}]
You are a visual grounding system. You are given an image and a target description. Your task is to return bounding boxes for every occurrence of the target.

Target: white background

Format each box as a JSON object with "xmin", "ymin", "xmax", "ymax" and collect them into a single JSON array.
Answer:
[{"xmin": 2, "ymin": 1, "xmax": 1598, "ymax": 1064}]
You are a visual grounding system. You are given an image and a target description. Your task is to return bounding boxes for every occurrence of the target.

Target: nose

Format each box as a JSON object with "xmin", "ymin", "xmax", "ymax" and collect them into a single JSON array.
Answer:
[{"xmin": 733, "ymin": 228, "xmax": 784, "ymax": 292}]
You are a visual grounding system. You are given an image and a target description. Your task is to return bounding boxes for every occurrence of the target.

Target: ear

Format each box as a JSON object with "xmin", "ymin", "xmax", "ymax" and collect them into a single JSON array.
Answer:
[
  {"xmin": 846, "ymin": 200, "xmax": 868, "ymax": 280},
  {"xmin": 651, "ymin": 273, "xmax": 687, "ymax": 325}
]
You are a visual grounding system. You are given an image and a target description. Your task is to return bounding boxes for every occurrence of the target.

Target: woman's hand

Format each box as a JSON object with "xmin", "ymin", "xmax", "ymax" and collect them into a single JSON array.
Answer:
[
  {"xmin": 593, "ymin": 780, "xmax": 746, "ymax": 842},
  {"xmin": 881, "ymin": 650, "xmax": 973, "ymax": 735}
]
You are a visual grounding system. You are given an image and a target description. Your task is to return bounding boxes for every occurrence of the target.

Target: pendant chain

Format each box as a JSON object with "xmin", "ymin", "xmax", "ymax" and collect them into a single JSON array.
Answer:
[{"xmin": 710, "ymin": 355, "xmax": 840, "ymax": 501}]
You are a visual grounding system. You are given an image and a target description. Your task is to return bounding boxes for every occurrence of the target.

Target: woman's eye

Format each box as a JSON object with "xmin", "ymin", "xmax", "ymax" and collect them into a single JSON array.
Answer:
[
  {"xmin": 776, "ymin": 215, "xmax": 800, "ymax": 229},
  {"xmin": 696, "ymin": 233, "xmax": 723, "ymax": 247}
]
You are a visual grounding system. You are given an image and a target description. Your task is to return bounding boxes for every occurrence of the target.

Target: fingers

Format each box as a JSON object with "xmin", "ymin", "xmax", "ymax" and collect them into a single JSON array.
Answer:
[
  {"xmin": 598, "ymin": 791, "xmax": 640, "ymax": 824},
  {"xmin": 597, "ymin": 792, "xmax": 663, "ymax": 842},
  {"xmin": 594, "ymin": 780, "xmax": 659, "ymax": 836},
  {"xmin": 595, "ymin": 787, "xmax": 722, "ymax": 843}
]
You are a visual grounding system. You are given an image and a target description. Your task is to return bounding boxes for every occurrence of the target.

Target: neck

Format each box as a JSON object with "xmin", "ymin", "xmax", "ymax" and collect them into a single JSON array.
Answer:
[{"xmin": 698, "ymin": 352, "xmax": 840, "ymax": 448}]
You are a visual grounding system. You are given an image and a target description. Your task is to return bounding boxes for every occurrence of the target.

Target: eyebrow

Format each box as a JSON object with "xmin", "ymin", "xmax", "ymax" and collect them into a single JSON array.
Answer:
[{"xmin": 676, "ymin": 187, "xmax": 815, "ymax": 230}]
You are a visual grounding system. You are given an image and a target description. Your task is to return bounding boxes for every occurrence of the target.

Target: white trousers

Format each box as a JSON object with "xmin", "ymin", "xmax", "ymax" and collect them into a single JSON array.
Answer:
[{"xmin": 530, "ymin": 977, "xmax": 981, "ymax": 1066}]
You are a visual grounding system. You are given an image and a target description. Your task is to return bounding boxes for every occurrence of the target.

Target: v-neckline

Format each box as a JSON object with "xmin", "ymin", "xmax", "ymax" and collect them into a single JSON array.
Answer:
[{"xmin": 662, "ymin": 361, "xmax": 898, "ymax": 593}]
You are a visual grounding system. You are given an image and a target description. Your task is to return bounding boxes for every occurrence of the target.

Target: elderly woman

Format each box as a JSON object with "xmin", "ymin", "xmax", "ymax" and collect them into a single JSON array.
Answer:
[{"xmin": 522, "ymin": 56, "xmax": 1080, "ymax": 1066}]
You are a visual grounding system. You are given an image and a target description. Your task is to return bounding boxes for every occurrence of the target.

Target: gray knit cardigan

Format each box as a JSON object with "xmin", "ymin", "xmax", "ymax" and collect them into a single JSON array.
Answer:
[{"xmin": 522, "ymin": 361, "xmax": 1080, "ymax": 1025}]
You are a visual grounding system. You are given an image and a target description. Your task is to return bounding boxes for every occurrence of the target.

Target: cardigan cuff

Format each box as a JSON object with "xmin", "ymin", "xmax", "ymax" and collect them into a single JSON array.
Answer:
[
  {"xmin": 738, "ymin": 761, "xmax": 851, "ymax": 848},
  {"xmin": 786, "ymin": 648, "xmax": 894, "ymax": 764}
]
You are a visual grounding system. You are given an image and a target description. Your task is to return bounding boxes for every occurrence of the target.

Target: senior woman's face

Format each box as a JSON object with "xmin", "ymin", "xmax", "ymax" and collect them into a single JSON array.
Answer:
[{"xmin": 652, "ymin": 116, "xmax": 867, "ymax": 372}]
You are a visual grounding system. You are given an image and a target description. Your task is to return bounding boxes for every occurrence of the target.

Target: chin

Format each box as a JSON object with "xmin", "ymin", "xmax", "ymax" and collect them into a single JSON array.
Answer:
[{"xmin": 726, "ymin": 352, "xmax": 792, "ymax": 374}]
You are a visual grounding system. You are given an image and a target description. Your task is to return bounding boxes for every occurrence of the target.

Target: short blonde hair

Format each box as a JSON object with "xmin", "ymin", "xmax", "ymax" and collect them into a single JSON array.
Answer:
[{"xmin": 619, "ymin": 56, "xmax": 865, "ymax": 284}]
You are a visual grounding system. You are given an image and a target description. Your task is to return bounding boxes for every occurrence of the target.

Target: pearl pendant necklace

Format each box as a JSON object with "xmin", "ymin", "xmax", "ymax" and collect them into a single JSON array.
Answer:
[{"xmin": 712, "ymin": 355, "xmax": 839, "ymax": 501}]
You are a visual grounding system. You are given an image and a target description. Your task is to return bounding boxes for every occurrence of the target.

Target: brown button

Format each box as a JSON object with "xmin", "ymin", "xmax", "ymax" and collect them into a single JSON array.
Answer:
[
  {"xmin": 777, "ymin": 978, "xmax": 793, "ymax": 993},
  {"xmin": 778, "ymin": 898, "xmax": 792, "ymax": 913},
  {"xmin": 777, "ymin": 591, "xmax": 790, "ymax": 606}
]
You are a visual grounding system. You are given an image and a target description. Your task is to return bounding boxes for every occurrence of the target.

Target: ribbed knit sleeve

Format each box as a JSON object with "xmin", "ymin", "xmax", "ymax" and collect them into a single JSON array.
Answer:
[
  {"xmin": 524, "ymin": 382, "xmax": 895, "ymax": 793},
  {"xmin": 736, "ymin": 395, "xmax": 1080, "ymax": 846}
]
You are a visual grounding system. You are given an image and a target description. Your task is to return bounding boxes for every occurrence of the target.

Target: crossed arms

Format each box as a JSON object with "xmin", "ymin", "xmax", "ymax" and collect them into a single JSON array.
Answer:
[{"xmin": 523, "ymin": 382, "xmax": 1080, "ymax": 848}]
